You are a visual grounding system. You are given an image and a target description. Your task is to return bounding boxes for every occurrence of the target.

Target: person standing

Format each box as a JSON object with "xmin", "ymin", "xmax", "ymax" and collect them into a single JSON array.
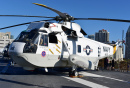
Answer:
[{"xmin": 112, "ymin": 59, "xmax": 115, "ymax": 70}]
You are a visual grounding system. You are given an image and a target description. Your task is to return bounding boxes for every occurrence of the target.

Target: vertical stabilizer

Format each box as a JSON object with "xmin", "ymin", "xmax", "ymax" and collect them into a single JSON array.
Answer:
[{"xmin": 113, "ymin": 41, "xmax": 122, "ymax": 54}]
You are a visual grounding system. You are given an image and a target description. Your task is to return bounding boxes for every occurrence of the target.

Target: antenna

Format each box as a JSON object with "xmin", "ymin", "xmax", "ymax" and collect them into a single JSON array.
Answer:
[{"xmin": 122, "ymin": 30, "xmax": 124, "ymax": 54}]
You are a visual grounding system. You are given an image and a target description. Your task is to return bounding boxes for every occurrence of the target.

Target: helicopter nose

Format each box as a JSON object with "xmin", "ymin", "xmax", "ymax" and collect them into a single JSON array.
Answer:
[{"xmin": 9, "ymin": 42, "xmax": 26, "ymax": 54}]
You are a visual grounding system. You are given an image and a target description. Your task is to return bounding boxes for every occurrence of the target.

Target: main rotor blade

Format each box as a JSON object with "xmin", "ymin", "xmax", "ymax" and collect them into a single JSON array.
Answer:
[
  {"xmin": 0, "ymin": 19, "xmax": 55, "ymax": 30},
  {"xmin": 74, "ymin": 18, "xmax": 130, "ymax": 23},
  {"xmin": 0, "ymin": 15, "xmax": 55, "ymax": 18},
  {"xmin": 33, "ymin": 3, "xmax": 66, "ymax": 18}
]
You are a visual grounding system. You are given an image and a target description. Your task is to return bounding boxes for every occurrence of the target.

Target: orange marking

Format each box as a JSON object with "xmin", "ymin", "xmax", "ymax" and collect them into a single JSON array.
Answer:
[{"xmin": 50, "ymin": 23, "xmax": 56, "ymax": 28}]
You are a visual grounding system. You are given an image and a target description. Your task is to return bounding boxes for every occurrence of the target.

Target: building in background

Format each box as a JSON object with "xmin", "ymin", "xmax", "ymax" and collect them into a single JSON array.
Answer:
[
  {"xmin": 125, "ymin": 26, "xmax": 130, "ymax": 59},
  {"xmin": 95, "ymin": 29, "xmax": 109, "ymax": 43},
  {"xmin": 0, "ymin": 32, "xmax": 11, "ymax": 39},
  {"xmin": 88, "ymin": 34, "xmax": 94, "ymax": 40},
  {"xmin": 0, "ymin": 32, "xmax": 14, "ymax": 53}
]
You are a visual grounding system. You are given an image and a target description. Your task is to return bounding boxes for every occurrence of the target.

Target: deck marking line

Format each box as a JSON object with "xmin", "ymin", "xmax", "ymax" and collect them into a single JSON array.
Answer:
[
  {"xmin": 81, "ymin": 72, "xmax": 128, "ymax": 82},
  {"xmin": 62, "ymin": 76, "xmax": 109, "ymax": 88}
]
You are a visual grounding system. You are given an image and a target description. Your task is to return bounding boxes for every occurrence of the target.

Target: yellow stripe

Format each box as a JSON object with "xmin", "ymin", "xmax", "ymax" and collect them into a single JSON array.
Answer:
[
  {"xmin": 56, "ymin": 48, "xmax": 61, "ymax": 53},
  {"xmin": 49, "ymin": 49, "xmax": 54, "ymax": 54},
  {"xmin": 113, "ymin": 45, "xmax": 116, "ymax": 54},
  {"xmin": 33, "ymin": 3, "xmax": 47, "ymax": 7},
  {"xmin": 56, "ymin": 44, "xmax": 60, "ymax": 49},
  {"xmin": 58, "ymin": 40, "xmax": 61, "ymax": 43}
]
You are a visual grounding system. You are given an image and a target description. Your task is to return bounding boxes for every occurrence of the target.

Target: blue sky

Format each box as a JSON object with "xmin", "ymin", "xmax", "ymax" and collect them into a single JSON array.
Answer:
[{"xmin": 0, "ymin": 0, "xmax": 130, "ymax": 42}]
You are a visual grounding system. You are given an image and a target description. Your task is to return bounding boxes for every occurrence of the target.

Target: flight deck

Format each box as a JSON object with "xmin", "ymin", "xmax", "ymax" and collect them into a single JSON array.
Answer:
[{"xmin": 0, "ymin": 56, "xmax": 130, "ymax": 88}]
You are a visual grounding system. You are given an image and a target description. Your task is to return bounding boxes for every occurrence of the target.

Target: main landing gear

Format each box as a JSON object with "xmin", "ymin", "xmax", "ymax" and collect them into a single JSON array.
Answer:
[
  {"xmin": 69, "ymin": 65, "xmax": 83, "ymax": 78},
  {"xmin": 69, "ymin": 70, "xmax": 78, "ymax": 77}
]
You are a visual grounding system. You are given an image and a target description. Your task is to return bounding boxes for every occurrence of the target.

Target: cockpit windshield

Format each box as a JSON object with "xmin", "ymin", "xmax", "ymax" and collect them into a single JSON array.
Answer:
[{"xmin": 14, "ymin": 29, "xmax": 38, "ymax": 43}]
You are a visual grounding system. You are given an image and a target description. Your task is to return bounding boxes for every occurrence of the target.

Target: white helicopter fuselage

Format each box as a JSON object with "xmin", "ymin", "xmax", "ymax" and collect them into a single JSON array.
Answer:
[{"xmin": 8, "ymin": 21, "xmax": 116, "ymax": 71}]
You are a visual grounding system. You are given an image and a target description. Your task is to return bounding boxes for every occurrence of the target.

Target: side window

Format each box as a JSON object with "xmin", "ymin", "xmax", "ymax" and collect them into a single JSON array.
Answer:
[
  {"xmin": 78, "ymin": 45, "xmax": 81, "ymax": 53},
  {"xmin": 39, "ymin": 35, "xmax": 48, "ymax": 46},
  {"xmin": 49, "ymin": 35, "xmax": 58, "ymax": 44},
  {"xmin": 44, "ymin": 35, "xmax": 48, "ymax": 46}
]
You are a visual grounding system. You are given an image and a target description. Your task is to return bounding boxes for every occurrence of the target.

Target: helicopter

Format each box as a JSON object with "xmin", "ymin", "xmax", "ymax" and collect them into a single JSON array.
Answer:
[{"xmin": 0, "ymin": 3, "xmax": 128, "ymax": 77}]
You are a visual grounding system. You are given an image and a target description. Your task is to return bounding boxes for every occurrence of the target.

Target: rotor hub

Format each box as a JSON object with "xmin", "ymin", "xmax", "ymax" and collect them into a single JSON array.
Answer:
[{"xmin": 55, "ymin": 15, "xmax": 74, "ymax": 22}]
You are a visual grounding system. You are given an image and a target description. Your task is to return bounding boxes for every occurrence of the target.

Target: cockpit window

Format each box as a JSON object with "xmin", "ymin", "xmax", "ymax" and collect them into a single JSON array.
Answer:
[
  {"xmin": 15, "ymin": 32, "xmax": 28, "ymax": 41},
  {"xmin": 23, "ymin": 33, "xmax": 39, "ymax": 53},
  {"xmin": 39, "ymin": 35, "xmax": 48, "ymax": 46},
  {"xmin": 14, "ymin": 29, "xmax": 38, "ymax": 43}
]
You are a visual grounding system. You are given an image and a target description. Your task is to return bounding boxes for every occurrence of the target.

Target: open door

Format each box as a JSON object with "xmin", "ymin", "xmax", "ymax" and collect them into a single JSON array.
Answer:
[{"xmin": 48, "ymin": 34, "xmax": 62, "ymax": 60}]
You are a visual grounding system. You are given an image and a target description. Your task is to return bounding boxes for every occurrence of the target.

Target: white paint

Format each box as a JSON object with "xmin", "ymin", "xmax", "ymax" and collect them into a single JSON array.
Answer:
[
  {"xmin": 81, "ymin": 72, "xmax": 128, "ymax": 82},
  {"xmin": 81, "ymin": 72, "xmax": 104, "ymax": 77},
  {"xmin": 63, "ymin": 76, "xmax": 109, "ymax": 88}
]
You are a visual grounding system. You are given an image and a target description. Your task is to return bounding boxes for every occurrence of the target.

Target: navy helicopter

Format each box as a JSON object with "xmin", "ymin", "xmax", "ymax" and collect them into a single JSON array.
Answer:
[{"xmin": 0, "ymin": 3, "xmax": 128, "ymax": 77}]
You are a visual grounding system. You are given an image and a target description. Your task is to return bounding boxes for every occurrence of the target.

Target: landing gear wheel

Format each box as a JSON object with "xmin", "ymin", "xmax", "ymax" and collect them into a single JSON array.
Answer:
[
  {"xmin": 96, "ymin": 67, "xmax": 99, "ymax": 71},
  {"xmin": 73, "ymin": 70, "xmax": 78, "ymax": 76},
  {"xmin": 69, "ymin": 70, "xmax": 78, "ymax": 77}
]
